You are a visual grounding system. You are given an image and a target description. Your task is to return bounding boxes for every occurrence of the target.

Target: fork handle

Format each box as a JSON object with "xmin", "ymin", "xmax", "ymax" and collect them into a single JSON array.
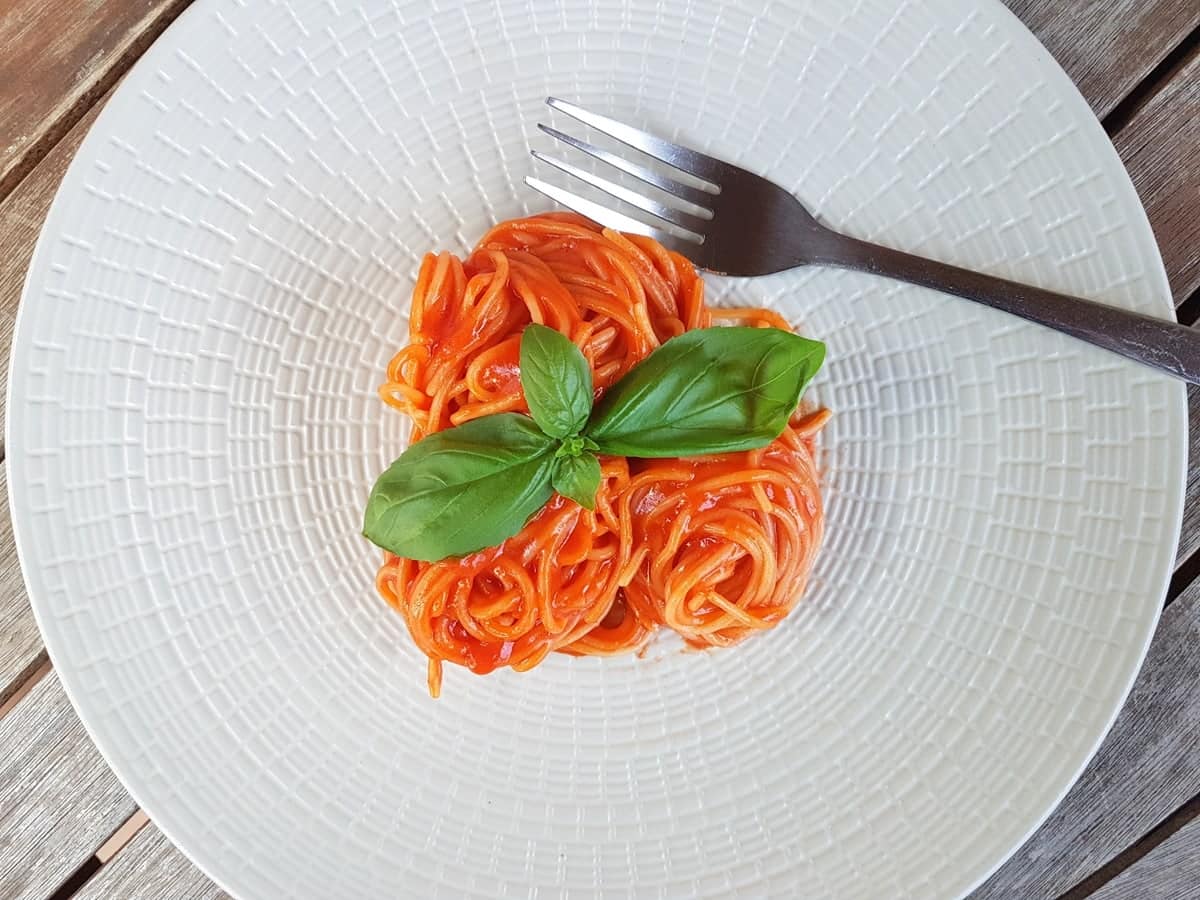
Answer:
[{"xmin": 814, "ymin": 234, "xmax": 1200, "ymax": 384}]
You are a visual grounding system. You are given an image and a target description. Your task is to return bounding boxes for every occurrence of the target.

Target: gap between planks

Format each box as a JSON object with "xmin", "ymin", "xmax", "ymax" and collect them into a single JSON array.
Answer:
[
  {"xmin": 43, "ymin": 809, "xmax": 152, "ymax": 900},
  {"xmin": 1058, "ymin": 789, "xmax": 1200, "ymax": 899},
  {"xmin": 96, "ymin": 809, "xmax": 151, "ymax": 864},
  {"xmin": 1175, "ymin": 286, "xmax": 1200, "ymax": 327},
  {"xmin": 0, "ymin": 655, "xmax": 50, "ymax": 719},
  {"xmin": 1102, "ymin": 23, "xmax": 1200, "ymax": 136}
]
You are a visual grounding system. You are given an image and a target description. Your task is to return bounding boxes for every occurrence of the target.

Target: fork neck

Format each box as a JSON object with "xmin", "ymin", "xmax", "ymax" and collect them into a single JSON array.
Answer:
[{"xmin": 797, "ymin": 225, "xmax": 876, "ymax": 269}]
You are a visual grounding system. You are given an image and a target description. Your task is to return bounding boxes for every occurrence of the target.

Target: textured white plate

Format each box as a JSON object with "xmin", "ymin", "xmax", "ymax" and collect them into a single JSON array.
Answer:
[{"xmin": 7, "ymin": 0, "xmax": 1186, "ymax": 897}]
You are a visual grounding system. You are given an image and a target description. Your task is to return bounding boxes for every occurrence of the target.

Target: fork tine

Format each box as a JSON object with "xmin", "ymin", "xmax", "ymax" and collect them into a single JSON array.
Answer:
[
  {"xmin": 531, "ymin": 151, "xmax": 710, "ymax": 233},
  {"xmin": 524, "ymin": 177, "xmax": 703, "ymax": 248},
  {"xmin": 546, "ymin": 97, "xmax": 723, "ymax": 186},
  {"xmin": 537, "ymin": 124, "xmax": 715, "ymax": 211}
]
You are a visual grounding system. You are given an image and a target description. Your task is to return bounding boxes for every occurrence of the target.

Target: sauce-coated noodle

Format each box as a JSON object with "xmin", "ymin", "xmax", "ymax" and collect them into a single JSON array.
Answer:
[{"xmin": 374, "ymin": 214, "xmax": 826, "ymax": 695}]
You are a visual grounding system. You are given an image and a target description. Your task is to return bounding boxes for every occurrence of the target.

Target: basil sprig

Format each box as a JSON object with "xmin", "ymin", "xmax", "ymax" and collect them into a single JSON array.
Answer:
[{"xmin": 364, "ymin": 323, "xmax": 824, "ymax": 561}]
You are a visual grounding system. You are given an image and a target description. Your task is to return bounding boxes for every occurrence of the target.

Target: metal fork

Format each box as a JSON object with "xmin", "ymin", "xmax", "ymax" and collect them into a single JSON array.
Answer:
[{"xmin": 527, "ymin": 97, "xmax": 1200, "ymax": 385}]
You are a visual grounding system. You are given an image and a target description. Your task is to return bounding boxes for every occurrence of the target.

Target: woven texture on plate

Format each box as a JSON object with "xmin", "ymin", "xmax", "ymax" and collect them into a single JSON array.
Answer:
[{"xmin": 7, "ymin": 0, "xmax": 1184, "ymax": 897}]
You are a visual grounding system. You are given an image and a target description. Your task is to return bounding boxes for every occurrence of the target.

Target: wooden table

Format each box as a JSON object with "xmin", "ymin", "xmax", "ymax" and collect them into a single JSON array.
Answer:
[{"xmin": 0, "ymin": 2, "xmax": 1197, "ymax": 898}]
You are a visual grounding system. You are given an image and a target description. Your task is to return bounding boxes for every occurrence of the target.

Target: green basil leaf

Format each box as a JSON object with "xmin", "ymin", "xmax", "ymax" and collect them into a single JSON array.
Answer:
[
  {"xmin": 551, "ymin": 451, "xmax": 601, "ymax": 510},
  {"xmin": 586, "ymin": 326, "xmax": 825, "ymax": 457},
  {"xmin": 520, "ymin": 323, "xmax": 593, "ymax": 438},
  {"xmin": 363, "ymin": 413, "xmax": 556, "ymax": 561}
]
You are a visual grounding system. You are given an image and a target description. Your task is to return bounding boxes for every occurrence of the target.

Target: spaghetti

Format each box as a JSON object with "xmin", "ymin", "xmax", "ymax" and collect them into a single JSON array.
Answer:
[{"xmin": 375, "ymin": 213, "xmax": 826, "ymax": 695}]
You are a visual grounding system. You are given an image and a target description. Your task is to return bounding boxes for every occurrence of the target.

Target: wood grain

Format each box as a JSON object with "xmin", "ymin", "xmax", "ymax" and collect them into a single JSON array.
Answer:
[
  {"xmin": 1088, "ymin": 813, "xmax": 1200, "ymax": 900},
  {"xmin": 76, "ymin": 824, "xmax": 226, "ymax": 900},
  {"xmin": 0, "ymin": 0, "xmax": 193, "ymax": 200},
  {"xmin": 1113, "ymin": 43, "xmax": 1200, "ymax": 307},
  {"xmin": 1004, "ymin": 0, "xmax": 1200, "ymax": 120},
  {"xmin": 0, "ymin": 671, "xmax": 138, "ymax": 900},
  {"xmin": 0, "ymin": 91, "xmax": 111, "ymax": 458},
  {"xmin": 971, "ymin": 578, "xmax": 1200, "ymax": 899},
  {"xmin": 1181, "ymin": 385, "xmax": 1200, "ymax": 566},
  {"xmin": 0, "ymin": 463, "xmax": 42, "ymax": 707}
]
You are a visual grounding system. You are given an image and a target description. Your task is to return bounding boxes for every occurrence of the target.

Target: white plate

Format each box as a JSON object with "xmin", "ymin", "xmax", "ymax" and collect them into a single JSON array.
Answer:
[{"xmin": 8, "ymin": 1, "xmax": 1185, "ymax": 897}]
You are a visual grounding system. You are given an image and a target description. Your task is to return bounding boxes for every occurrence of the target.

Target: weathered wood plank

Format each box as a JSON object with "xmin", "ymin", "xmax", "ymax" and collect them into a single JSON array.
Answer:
[
  {"xmin": 1181, "ymin": 385, "xmax": 1200, "ymax": 567},
  {"xmin": 1004, "ymin": 0, "xmax": 1200, "ymax": 119},
  {"xmin": 0, "ymin": 463, "xmax": 42, "ymax": 707},
  {"xmin": 970, "ymin": 577, "xmax": 1200, "ymax": 899},
  {"xmin": 0, "ymin": 0, "xmax": 192, "ymax": 199},
  {"xmin": 0, "ymin": 91, "xmax": 110, "ymax": 457},
  {"xmin": 1113, "ymin": 44, "xmax": 1200, "ymax": 307},
  {"xmin": 77, "ymin": 824, "xmax": 226, "ymax": 900},
  {"xmin": 0, "ymin": 670, "xmax": 138, "ymax": 900},
  {"xmin": 1089, "ymin": 813, "xmax": 1200, "ymax": 900}
]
